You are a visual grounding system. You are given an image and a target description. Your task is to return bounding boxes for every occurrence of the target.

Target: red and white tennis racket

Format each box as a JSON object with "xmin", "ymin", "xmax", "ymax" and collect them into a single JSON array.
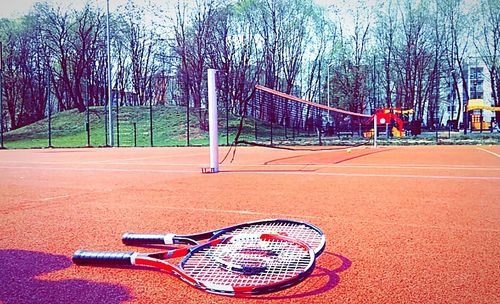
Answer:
[
  {"xmin": 73, "ymin": 233, "xmax": 316, "ymax": 296},
  {"xmin": 122, "ymin": 218, "xmax": 326, "ymax": 257}
]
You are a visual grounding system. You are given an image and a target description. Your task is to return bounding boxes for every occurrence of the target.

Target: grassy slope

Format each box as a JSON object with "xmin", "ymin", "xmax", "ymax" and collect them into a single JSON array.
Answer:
[
  {"xmin": 2, "ymin": 105, "xmax": 499, "ymax": 148},
  {"xmin": 2, "ymin": 106, "xmax": 214, "ymax": 148}
]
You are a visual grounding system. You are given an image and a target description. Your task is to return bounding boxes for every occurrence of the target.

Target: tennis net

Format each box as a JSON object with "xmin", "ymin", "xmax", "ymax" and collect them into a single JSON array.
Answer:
[{"xmin": 232, "ymin": 85, "xmax": 376, "ymax": 149}]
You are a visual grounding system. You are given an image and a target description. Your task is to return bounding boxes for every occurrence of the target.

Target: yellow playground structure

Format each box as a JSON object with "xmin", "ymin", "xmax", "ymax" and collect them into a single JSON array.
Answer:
[{"xmin": 467, "ymin": 99, "xmax": 500, "ymax": 131}]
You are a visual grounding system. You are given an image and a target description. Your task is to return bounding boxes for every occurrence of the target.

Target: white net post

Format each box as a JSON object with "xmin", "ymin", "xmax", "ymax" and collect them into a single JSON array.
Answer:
[
  {"xmin": 373, "ymin": 114, "xmax": 378, "ymax": 148},
  {"xmin": 208, "ymin": 69, "xmax": 219, "ymax": 173}
]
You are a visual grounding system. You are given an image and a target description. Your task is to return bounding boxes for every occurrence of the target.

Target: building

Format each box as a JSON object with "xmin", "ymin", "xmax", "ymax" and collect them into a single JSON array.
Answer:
[{"xmin": 440, "ymin": 58, "xmax": 498, "ymax": 131}]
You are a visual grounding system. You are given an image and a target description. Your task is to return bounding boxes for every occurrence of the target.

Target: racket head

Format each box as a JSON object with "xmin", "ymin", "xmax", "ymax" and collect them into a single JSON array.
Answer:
[
  {"xmin": 209, "ymin": 219, "xmax": 326, "ymax": 257},
  {"xmin": 178, "ymin": 233, "xmax": 316, "ymax": 296},
  {"xmin": 122, "ymin": 219, "xmax": 326, "ymax": 258}
]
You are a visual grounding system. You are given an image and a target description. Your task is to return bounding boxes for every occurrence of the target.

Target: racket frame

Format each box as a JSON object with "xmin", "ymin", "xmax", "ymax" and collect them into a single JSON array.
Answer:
[
  {"xmin": 122, "ymin": 218, "xmax": 326, "ymax": 257},
  {"xmin": 74, "ymin": 233, "xmax": 316, "ymax": 296}
]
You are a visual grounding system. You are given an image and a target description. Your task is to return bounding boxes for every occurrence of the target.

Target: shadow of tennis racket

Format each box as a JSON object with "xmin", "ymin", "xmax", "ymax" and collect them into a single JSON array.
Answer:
[
  {"xmin": 253, "ymin": 251, "xmax": 351, "ymax": 299},
  {"xmin": 0, "ymin": 249, "xmax": 131, "ymax": 304}
]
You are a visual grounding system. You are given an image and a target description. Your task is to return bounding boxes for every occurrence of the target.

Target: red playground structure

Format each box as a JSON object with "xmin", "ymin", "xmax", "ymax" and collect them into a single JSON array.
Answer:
[{"xmin": 370, "ymin": 108, "xmax": 413, "ymax": 137}]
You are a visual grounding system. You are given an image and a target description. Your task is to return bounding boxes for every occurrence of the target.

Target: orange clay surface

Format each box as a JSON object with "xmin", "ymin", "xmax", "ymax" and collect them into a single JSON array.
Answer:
[{"xmin": 0, "ymin": 145, "xmax": 499, "ymax": 303}]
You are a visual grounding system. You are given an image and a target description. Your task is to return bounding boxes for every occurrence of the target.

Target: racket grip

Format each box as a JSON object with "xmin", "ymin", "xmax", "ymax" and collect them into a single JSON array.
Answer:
[
  {"xmin": 122, "ymin": 233, "xmax": 171, "ymax": 245},
  {"xmin": 73, "ymin": 250, "xmax": 134, "ymax": 266}
]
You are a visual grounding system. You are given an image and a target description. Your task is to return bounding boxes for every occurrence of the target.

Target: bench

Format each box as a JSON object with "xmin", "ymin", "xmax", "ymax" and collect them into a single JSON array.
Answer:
[{"xmin": 334, "ymin": 130, "xmax": 355, "ymax": 139}]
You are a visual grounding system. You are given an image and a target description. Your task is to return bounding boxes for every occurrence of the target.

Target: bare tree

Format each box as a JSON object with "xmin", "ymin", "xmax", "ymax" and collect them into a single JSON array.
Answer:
[
  {"xmin": 475, "ymin": 0, "xmax": 500, "ymax": 122},
  {"xmin": 0, "ymin": 14, "xmax": 51, "ymax": 128},
  {"xmin": 393, "ymin": 0, "xmax": 434, "ymax": 121},
  {"xmin": 70, "ymin": 5, "xmax": 105, "ymax": 111},
  {"xmin": 120, "ymin": 1, "xmax": 157, "ymax": 106},
  {"xmin": 441, "ymin": 0, "xmax": 473, "ymax": 129},
  {"xmin": 303, "ymin": 5, "xmax": 336, "ymax": 105},
  {"xmin": 374, "ymin": 0, "xmax": 397, "ymax": 108},
  {"xmin": 331, "ymin": 3, "xmax": 371, "ymax": 113}
]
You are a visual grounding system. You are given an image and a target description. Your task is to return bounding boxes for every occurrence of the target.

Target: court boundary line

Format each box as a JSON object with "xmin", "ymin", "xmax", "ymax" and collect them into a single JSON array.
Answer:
[
  {"xmin": 477, "ymin": 147, "xmax": 500, "ymax": 158},
  {"xmin": 0, "ymin": 160, "xmax": 498, "ymax": 171},
  {"xmin": 223, "ymin": 170, "xmax": 500, "ymax": 180},
  {"xmin": 40, "ymin": 195, "xmax": 71, "ymax": 201},
  {"xmin": 224, "ymin": 163, "xmax": 500, "ymax": 171},
  {"xmin": 116, "ymin": 205, "xmax": 500, "ymax": 233},
  {"xmin": 1, "ymin": 165, "xmax": 499, "ymax": 180}
]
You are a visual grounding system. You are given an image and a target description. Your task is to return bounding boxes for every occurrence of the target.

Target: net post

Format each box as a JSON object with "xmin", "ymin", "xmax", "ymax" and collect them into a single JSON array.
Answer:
[
  {"xmin": 373, "ymin": 114, "xmax": 378, "ymax": 148},
  {"xmin": 207, "ymin": 69, "xmax": 219, "ymax": 173}
]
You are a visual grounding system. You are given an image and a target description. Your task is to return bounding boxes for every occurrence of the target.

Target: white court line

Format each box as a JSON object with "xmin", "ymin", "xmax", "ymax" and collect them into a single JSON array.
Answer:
[
  {"xmin": 225, "ymin": 163, "xmax": 500, "ymax": 171},
  {"xmin": 0, "ymin": 160, "xmax": 205, "ymax": 166},
  {"xmin": 1, "ymin": 165, "xmax": 499, "ymax": 180},
  {"xmin": 43, "ymin": 161, "xmax": 500, "ymax": 171},
  {"xmin": 477, "ymin": 148, "xmax": 500, "ymax": 158},
  {"xmin": 93, "ymin": 156, "xmax": 158, "ymax": 163},
  {"xmin": 40, "ymin": 195, "xmax": 71, "ymax": 201},
  {"xmin": 0, "ymin": 165, "xmax": 200, "ymax": 174},
  {"xmin": 223, "ymin": 170, "xmax": 500, "ymax": 180},
  {"xmin": 123, "ymin": 205, "xmax": 499, "ymax": 233},
  {"xmin": 92, "ymin": 152, "xmax": 209, "ymax": 163},
  {"xmin": 0, "ymin": 160, "xmax": 498, "ymax": 171}
]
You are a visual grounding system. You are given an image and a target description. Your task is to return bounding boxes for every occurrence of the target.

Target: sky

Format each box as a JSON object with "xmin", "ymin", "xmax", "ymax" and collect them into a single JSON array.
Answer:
[
  {"xmin": 0, "ymin": 0, "xmax": 374, "ymax": 19},
  {"xmin": 1, "ymin": 0, "xmax": 136, "ymax": 18},
  {"xmin": 0, "ymin": 0, "xmax": 378, "ymax": 38}
]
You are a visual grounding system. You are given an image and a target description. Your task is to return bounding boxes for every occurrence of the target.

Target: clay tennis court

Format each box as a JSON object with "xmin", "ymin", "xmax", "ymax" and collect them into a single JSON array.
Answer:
[{"xmin": 0, "ymin": 145, "xmax": 499, "ymax": 303}]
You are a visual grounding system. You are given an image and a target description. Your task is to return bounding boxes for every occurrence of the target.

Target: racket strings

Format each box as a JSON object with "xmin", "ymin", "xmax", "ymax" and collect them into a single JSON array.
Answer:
[
  {"xmin": 181, "ymin": 236, "xmax": 313, "ymax": 287},
  {"xmin": 220, "ymin": 222, "xmax": 323, "ymax": 254}
]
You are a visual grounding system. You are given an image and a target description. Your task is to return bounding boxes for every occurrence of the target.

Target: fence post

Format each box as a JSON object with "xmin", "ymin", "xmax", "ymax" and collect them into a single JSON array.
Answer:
[
  {"xmin": 149, "ymin": 100, "xmax": 153, "ymax": 147},
  {"xmin": 133, "ymin": 123, "xmax": 137, "ymax": 147},
  {"xmin": 116, "ymin": 97, "xmax": 120, "ymax": 147}
]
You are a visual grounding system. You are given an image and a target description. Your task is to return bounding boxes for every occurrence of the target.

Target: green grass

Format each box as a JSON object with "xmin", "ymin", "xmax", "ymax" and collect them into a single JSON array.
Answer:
[
  {"xmin": 2, "ymin": 105, "xmax": 499, "ymax": 148},
  {"xmin": 2, "ymin": 106, "xmax": 215, "ymax": 148}
]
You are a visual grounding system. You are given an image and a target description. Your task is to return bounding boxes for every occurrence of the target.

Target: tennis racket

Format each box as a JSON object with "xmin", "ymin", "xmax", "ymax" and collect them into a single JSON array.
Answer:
[
  {"xmin": 73, "ymin": 233, "xmax": 315, "ymax": 296},
  {"xmin": 122, "ymin": 218, "xmax": 326, "ymax": 257}
]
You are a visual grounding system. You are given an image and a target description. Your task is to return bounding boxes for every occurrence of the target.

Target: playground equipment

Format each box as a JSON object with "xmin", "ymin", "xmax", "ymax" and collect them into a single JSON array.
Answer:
[
  {"xmin": 366, "ymin": 108, "xmax": 413, "ymax": 137},
  {"xmin": 467, "ymin": 99, "xmax": 500, "ymax": 131}
]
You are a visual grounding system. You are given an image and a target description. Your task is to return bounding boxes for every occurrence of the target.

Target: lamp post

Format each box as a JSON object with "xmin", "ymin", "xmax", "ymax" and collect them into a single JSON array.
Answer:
[
  {"xmin": 47, "ymin": 68, "xmax": 53, "ymax": 148},
  {"xmin": 327, "ymin": 62, "xmax": 334, "ymax": 121},
  {"xmin": 106, "ymin": 0, "xmax": 114, "ymax": 146}
]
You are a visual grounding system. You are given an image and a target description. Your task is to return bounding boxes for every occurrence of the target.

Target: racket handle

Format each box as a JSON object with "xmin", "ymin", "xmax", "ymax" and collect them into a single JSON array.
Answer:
[
  {"xmin": 72, "ymin": 250, "xmax": 134, "ymax": 266},
  {"xmin": 122, "ymin": 232, "xmax": 172, "ymax": 245}
]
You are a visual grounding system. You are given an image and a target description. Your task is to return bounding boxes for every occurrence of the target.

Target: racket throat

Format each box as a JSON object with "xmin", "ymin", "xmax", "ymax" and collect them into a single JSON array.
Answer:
[{"xmin": 218, "ymin": 260, "xmax": 268, "ymax": 275}]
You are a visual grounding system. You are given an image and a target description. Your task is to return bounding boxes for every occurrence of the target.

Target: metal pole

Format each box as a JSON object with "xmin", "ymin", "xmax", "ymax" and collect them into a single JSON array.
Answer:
[
  {"xmin": 373, "ymin": 114, "xmax": 378, "ymax": 148},
  {"xmin": 254, "ymin": 93, "xmax": 257, "ymax": 141},
  {"xmin": 207, "ymin": 69, "xmax": 218, "ymax": 173},
  {"xmin": 435, "ymin": 116, "xmax": 439, "ymax": 143},
  {"xmin": 327, "ymin": 64, "xmax": 330, "ymax": 110},
  {"xmin": 186, "ymin": 75, "xmax": 190, "ymax": 146},
  {"xmin": 149, "ymin": 98, "xmax": 153, "ymax": 147},
  {"xmin": 85, "ymin": 78, "xmax": 90, "ymax": 147},
  {"xmin": 464, "ymin": 59, "xmax": 470, "ymax": 135},
  {"xmin": 480, "ymin": 109, "xmax": 483, "ymax": 133},
  {"xmin": 327, "ymin": 62, "xmax": 333, "ymax": 121},
  {"xmin": 226, "ymin": 91, "xmax": 229, "ymax": 146},
  {"xmin": 116, "ymin": 95, "xmax": 120, "ymax": 146},
  {"xmin": 47, "ymin": 69, "xmax": 53, "ymax": 148},
  {"xmin": 106, "ymin": 0, "xmax": 114, "ymax": 146},
  {"xmin": 133, "ymin": 123, "xmax": 137, "ymax": 147}
]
